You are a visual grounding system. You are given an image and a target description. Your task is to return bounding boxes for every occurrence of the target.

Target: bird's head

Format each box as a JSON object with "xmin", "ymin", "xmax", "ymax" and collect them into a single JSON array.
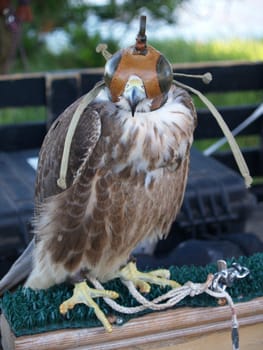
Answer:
[{"xmin": 103, "ymin": 16, "xmax": 173, "ymax": 116}]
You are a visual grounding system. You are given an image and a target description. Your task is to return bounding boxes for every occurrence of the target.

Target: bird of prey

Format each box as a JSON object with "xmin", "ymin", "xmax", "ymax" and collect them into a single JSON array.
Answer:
[{"xmin": 0, "ymin": 16, "xmax": 196, "ymax": 332}]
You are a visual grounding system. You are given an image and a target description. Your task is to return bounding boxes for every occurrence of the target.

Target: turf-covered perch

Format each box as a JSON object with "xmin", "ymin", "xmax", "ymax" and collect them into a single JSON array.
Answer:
[{"xmin": 1, "ymin": 253, "xmax": 262, "ymax": 337}]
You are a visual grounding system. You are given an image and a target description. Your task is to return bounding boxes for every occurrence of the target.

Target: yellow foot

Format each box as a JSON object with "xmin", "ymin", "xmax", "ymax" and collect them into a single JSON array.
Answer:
[
  {"xmin": 59, "ymin": 281, "xmax": 119, "ymax": 332},
  {"xmin": 118, "ymin": 261, "xmax": 180, "ymax": 293}
]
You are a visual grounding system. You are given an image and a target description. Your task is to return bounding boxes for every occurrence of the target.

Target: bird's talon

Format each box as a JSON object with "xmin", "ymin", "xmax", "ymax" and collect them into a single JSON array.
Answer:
[
  {"xmin": 118, "ymin": 261, "xmax": 181, "ymax": 292},
  {"xmin": 108, "ymin": 291, "xmax": 119, "ymax": 299},
  {"xmin": 59, "ymin": 281, "xmax": 117, "ymax": 332},
  {"xmin": 59, "ymin": 304, "xmax": 67, "ymax": 315},
  {"xmin": 148, "ymin": 269, "xmax": 171, "ymax": 280},
  {"xmin": 59, "ymin": 300, "xmax": 75, "ymax": 315},
  {"xmin": 137, "ymin": 280, "xmax": 151, "ymax": 294}
]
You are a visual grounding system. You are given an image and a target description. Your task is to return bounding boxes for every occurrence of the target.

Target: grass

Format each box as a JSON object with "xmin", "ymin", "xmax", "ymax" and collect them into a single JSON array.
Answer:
[
  {"xmin": 150, "ymin": 38, "xmax": 263, "ymax": 63},
  {"xmin": 192, "ymin": 90, "xmax": 263, "ymax": 109},
  {"xmin": 194, "ymin": 135, "xmax": 261, "ymax": 153},
  {"xmin": 0, "ymin": 107, "xmax": 46, "ymax": 125}
]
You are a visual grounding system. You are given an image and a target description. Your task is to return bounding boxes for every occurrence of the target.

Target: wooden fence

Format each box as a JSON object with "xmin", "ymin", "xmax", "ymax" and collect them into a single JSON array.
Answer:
[{"xmin": 0, "ymin": 60, "xmax": 262, "ymax": 198}]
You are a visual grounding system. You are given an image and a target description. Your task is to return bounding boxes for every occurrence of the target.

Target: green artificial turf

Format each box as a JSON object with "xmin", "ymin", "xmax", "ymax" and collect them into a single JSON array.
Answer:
[{"xmin": 1, "ymin": 253, "xmax": 262, "ymax": 337}]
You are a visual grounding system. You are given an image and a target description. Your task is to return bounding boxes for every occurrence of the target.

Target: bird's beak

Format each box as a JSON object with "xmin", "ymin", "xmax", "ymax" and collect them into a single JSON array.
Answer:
[
  {"xmin": 128, "ymin": 87, "xmax": 143, "ymax": 117},
  {"xmin": 123, "ymin": 76, "xmax": 146, "ymax": 117}
]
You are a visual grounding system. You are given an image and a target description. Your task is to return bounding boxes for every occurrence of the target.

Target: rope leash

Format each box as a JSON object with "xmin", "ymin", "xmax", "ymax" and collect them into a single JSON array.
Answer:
[
  {"xmin": 204, "ymin": 103, "xmax": 263, "ymax": 156},
  {"xmin": 57, "ymin": 42, "xmax": 253, "ymax": 190},
  {"xmin": 56, "ymin": 68, "xmax": 253, "ymax": 190},
  {"xmin": 173, "ymin": 79, "xmax": 252, "ymax": 188},
  {"xmin": 90, "ymin": 276, "xmax": 212, "ymax": 313},
  {"xmin": 57, "ymin": 81, "xmax": 105, "ymax": 189},
  {"xmin": 89, "ymin": 260, "xmax": 249, "ymax": 350}
]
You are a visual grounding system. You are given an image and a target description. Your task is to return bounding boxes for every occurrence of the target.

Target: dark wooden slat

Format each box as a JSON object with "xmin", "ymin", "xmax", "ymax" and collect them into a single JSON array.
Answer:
[
  {"xmin": 0, "ymin": 62, "xmax": 262, "ymax": 110},
  {"xmin": 173, "ymin": 61, "xmax": 263, "ymax": 93},
  {"xmin": 251, "ymin": 185, "xmax": 263, "ymax": 202},
  {"xmin": 214, "ymin": 148, "xmax": 263, "ymax": 177},
  {"xmin": 46, "ymin": 74, "xmax": 80, "ymax": 127},
  {"xmin": 46, "ymin": 71, "xmax": 103, "ymax": 126},
  {"xmin": 0, "ymin": 76, "xmax": 46, "ymax": 108},
  {"xmin": 80, "ymin": 72, "xmax": 103, "ymax": 94},
  {"xmin": 195, "ymin": 104, "xmax": 262, "ymax": 139},
  {"xmin": 0, "ymin": 122, "xmax": 46, "ymax": 151}
]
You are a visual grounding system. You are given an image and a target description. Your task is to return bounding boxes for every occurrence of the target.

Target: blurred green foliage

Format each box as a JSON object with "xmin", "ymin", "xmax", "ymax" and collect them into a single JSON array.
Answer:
[
  {"xmin": 151, "ymin": 38, "xmax": 263, "ymax": 64},
  {"xmin": 1, "ymin": 0, "xmax": 263, "ymax": 130},
  {"xmin": 9, "ymin": 0, "xmax": 185, "ymax": 72},
  {"xmin": 3, "ymin": 0, "xmax": 262, "ymax": 72},
  {"xmin": 91, "ymin": 0, "xmax": 185, "ymax": 23}
]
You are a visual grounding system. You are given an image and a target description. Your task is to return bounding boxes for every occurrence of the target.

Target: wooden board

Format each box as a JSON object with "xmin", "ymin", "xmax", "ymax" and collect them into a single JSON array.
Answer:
[
  {"xmin": 1, "ymin": 297, "xmax": 263, "ymax": 350},
  {"xmin": 144, "ymin": 324, "xmax": 263, "ymax": 350}
]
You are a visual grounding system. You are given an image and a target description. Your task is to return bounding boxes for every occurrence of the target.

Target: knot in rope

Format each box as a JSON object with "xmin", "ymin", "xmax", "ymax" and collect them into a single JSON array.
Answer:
[{"xmin": 89, "ymin": 260, "xmax": 249, "ymax": 350}]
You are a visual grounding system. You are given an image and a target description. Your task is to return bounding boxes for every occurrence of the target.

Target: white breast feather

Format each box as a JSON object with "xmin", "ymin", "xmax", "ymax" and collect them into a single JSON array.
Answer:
[{"xmin": 117, "ymin": 90, "xmax": 193, "ymax": 173}]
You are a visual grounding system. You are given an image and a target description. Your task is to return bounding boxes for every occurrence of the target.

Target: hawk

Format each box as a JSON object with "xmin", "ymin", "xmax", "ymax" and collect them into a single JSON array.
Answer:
[{"xmin": 0, "ymin": 17, "xmax": 197, "ymax": 332}]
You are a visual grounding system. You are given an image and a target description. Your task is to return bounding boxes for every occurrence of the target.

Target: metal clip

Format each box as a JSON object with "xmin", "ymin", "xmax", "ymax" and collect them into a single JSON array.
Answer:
[{"xmin": 211, "ymin": 259, "xmax": 250, "ymax": 292}]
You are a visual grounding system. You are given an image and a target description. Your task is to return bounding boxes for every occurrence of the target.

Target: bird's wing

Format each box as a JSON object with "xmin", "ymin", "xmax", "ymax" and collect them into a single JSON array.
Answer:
[
  {"xmin": 0, "ymin": 95, "xmax": 102, "ymax": 295},
  {"xmin": 35, "ymin": 96, "xmax": 102, "ymax": 205}
]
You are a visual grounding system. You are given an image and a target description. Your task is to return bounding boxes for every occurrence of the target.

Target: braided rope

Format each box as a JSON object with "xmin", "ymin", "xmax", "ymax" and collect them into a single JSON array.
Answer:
[
  {"xmin": 173, "ymin": 79, "xmax": 252, "ymax": 188},
  {"xmin": 57, "ymin": 81, "xmax": 105, "ymax": 189},
  {"xmin": 90, "ymin": 274, "xmax": 224, "ymax": 313},
  {"xmin": 89, "ymin": 274, "xmax": 240, "ymax": 349}
]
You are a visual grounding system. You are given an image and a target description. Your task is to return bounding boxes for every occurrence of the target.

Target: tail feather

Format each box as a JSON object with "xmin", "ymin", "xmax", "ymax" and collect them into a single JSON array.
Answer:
[{"xmin": 0, "ymin": 240, "xmax": 34, "ymax": 296}]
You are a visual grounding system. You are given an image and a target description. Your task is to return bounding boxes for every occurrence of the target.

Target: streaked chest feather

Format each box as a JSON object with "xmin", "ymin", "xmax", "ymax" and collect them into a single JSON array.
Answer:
[{"xmin": 109, "ymin": 94, "xmax": 194, "ymax": 175}]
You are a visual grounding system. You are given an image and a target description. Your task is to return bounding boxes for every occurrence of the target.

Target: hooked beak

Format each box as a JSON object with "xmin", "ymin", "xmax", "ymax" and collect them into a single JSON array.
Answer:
[{"xmin": 123, "ymin": 76, "xmax": 146, "ymax": 116}]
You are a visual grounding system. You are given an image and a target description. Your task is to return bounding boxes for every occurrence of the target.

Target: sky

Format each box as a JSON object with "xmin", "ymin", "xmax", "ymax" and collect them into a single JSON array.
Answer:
[
  {"xmin": 175, "ymin": 0, "xmax": 263, "ymax": 41},
  {"xmin": 47, "ymin": 0, "xmax": 263, "ymax": 53}
]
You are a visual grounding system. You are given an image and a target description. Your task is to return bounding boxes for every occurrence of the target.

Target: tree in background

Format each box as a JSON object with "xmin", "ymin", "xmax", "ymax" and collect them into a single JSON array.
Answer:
[
  {"xmin": 0, "ymin": 0, "xmax": 32, "ymax": 73},
  {"xmin": 0, "ymin": 0, "xmax": 186, "ymax": 73}
]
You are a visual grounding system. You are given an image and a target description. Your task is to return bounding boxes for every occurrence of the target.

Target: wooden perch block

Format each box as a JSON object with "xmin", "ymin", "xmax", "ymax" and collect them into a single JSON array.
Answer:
[{"xmin": 1, "ymin": 297, "xmax": 263, "ymax": 350}]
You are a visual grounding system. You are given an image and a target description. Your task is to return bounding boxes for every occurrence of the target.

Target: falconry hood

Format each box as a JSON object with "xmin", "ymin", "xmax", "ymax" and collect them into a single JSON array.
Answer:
[{"xmin": 104, "ymin": 16, "xmax": 173, "ymax": 111}]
